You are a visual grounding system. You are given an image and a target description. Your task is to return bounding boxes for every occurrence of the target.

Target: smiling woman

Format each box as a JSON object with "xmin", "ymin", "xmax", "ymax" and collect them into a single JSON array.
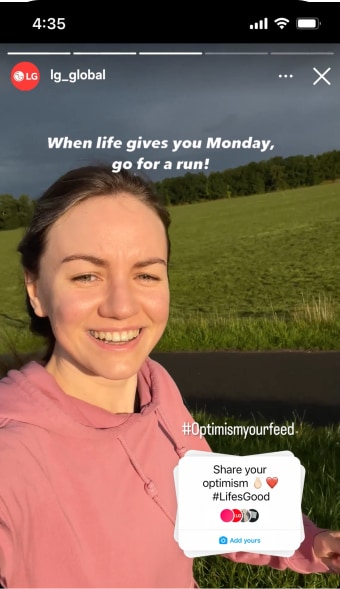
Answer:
[
  {"xmin": 19, "ymin": 165, "xmax": 171, "ymax": 364},
  {"xmin": 0, "ymin": 165, "xmax": 339, "ymax": 588},
  {"xmin": 21, "ymin": 183, "xmax": 170, "ymax": 413}
]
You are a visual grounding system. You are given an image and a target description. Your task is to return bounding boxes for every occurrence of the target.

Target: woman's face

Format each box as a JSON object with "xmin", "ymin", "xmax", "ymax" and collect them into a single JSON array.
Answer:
[{"xmin": 26, "ymin": 194, "xmax": 170, "ymax": 383}]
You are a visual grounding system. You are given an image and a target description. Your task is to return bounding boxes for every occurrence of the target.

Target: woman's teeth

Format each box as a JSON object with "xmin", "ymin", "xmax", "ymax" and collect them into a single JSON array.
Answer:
[{"xmin": 90, "ymin": 329, "xmax": 140, "ymax": 343}]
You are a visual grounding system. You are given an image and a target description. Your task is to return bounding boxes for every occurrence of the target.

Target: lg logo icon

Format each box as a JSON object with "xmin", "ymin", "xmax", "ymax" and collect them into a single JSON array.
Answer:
[{"xmin": 11, "ymin": 62, "xmax": 40, "ymax": 91}]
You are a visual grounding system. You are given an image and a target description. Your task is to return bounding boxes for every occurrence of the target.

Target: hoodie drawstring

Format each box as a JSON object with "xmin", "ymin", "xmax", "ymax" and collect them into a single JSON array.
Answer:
[
  {"xmin": 117, "ymin": 435, "xmax": 176, "ymax": 525},
  {"xmin": 155, "ymin": 407, "xmax": 188, "ymax": 458},
  {"xmin": 116, "ymin": 408, "xmax": 188, "ymax": 526}
]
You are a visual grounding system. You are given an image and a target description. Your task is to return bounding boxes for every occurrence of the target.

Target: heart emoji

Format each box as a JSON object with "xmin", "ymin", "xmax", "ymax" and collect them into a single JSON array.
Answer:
[{"xmin": 266, "ymin": 477, "xmax": 278, "ymax": 489}]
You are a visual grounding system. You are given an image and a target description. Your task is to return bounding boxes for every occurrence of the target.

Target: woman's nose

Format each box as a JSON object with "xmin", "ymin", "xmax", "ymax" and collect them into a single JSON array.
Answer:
[{"xmin": 97, "ymin": 280, "xmax": 139, "ymax": 319}]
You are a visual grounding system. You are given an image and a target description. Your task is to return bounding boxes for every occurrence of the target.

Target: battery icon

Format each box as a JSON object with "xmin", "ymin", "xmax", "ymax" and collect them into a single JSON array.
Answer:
[{"xmin": 296, "ymin": 18, "xmax": 320, "ymax": 30}]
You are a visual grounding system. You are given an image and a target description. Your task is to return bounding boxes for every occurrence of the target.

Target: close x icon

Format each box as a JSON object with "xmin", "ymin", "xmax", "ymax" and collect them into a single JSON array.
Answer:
[{"xmin": 313, "ymin": 67, "xmax": 331, "ymax": 85}]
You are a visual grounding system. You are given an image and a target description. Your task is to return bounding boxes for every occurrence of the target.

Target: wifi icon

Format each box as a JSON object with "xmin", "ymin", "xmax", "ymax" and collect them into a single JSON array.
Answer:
[{"xmin": 274, "ymin": 17, "xmax": 290, "ymax": 29}]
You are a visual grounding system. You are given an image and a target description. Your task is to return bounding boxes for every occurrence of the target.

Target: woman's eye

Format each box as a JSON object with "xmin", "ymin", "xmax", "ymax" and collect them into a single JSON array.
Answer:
[
  {"xmin": 72, "ymin": 274, "xmax": 97, "ymax": 283},
  {"xmin": 138, "ymin": 274, "xmax": 159, "ymax": 282}
]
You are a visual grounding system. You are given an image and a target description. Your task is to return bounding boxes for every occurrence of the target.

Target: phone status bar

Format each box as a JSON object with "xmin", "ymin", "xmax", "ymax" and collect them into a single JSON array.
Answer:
[{"xmin": 0, "ymin": 8, "xmax": 338, "ymax": 43}]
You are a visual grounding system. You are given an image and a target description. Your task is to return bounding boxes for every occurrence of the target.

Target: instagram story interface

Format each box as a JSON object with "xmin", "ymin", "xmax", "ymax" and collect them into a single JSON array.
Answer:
[{"xmin": 0, "ymin": 41, "xmax": 340, "ymax": 588}]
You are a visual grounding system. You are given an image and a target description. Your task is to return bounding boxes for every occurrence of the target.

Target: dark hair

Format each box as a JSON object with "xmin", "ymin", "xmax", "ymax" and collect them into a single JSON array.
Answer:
[{"xmin": 17, "ymin": 165, "xmax": 171, "ymax": 363}]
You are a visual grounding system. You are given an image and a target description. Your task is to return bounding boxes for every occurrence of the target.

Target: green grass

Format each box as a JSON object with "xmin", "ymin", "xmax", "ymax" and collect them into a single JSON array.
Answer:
[
  {"xmin": 192, "ymin": 412, "xmax": 340, "ymax": 588},
  {"xmin": 168, "ymin": 183, "xmax": 340, "ymax": 317},
  {"xmin": 1, "ymin": 183, "xmax": 340, "ymax": 352},
  {"xmin": 156, "ymin": 310, "xmax": 340, "ymax": 351},
  {"xmin": 0, "ymin": 227, "xmax": 27, "ymax": 321}
]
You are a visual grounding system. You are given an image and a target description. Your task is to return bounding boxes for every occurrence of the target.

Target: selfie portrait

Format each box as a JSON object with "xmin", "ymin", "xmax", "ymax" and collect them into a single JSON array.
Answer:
[{"xmin": 0, "ymin": 10, "xmax": 339, "ymax": 589}]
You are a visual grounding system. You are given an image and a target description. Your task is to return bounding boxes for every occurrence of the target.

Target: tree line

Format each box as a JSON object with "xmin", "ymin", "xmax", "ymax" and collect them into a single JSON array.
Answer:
[
  {"xmin": 1, "ymin": 150, "xmax": 340, "ymax": 229},
  {"xmin": 0, "ymin": 194, "xmax": 35, "ymax": 231},
  {"xmin": 155, "ymin": 150, "xmax": 340, "ymax": 205}
]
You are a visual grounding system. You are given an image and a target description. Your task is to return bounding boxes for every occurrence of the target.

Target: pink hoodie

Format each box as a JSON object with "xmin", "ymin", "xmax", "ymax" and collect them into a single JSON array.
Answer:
[{"xmin": 0, "ymin": 358, "xmax": 329, "ymax": 588}]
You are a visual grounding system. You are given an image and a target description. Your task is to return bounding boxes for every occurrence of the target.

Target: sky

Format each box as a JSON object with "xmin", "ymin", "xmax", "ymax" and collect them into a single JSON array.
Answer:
[{"xmin": 0, "ymin": 42, "xmax": 339, "ymax": 198}]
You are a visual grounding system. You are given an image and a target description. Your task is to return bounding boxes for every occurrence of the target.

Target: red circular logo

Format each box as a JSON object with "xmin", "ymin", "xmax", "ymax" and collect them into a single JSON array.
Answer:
[
  {"xmin": 232, "ymin": 509, "xmax": 242, "ymax": 522},
  {"xmin": 11, "ymin": 62, "xmax": 40, "ymax": 91}
]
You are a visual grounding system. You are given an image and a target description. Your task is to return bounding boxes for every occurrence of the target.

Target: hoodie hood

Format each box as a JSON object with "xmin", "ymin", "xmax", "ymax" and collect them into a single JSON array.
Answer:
[
  {"xmin": 0, "ymin": 358, "xmax": 165, "ymax": 433},
  {"xmin": 0, "ymin": 358, "xmax": 189, "ymax": 483},
  {"xmin": 0, "ymin": 357, "xmax": 191, "ymax": 520}
]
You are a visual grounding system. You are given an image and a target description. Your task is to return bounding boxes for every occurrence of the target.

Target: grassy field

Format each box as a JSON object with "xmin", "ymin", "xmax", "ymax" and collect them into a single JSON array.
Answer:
[
  {"xmin": 1, "ymin": 182, "xmax": 340, "ymax": 353},
  {"xmin": 168, "ymin": 183, "xmax": 340, "ymax": 315},
  {"xmin": 193, "ymin": 412, "xmax": 340, "ymax": 588}
]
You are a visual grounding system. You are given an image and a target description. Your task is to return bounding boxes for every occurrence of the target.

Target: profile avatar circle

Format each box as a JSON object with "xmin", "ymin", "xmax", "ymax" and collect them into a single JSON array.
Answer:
[{"xmin": 11, "ymin": 62, "xmax": 40, "ymax": 91}]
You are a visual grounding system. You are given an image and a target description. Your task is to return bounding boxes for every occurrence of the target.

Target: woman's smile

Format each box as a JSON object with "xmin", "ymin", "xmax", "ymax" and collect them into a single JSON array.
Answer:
[{"xmin": 88, "ymin": 327, "xmax": 143, "ymax": 349}]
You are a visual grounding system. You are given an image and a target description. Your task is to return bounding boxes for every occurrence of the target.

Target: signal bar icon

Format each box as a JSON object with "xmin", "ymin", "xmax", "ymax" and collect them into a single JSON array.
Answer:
[
  {"xmin": 249, "ymin": 18, "xmax": 268, "ymax": 30},
  {"xmin": 274, "ymin": 17, "xmax": 290, "ymax": 29}
]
